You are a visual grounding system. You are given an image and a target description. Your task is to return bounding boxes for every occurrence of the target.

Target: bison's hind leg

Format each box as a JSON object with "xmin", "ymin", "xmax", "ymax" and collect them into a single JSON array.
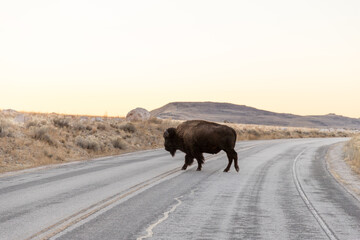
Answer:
[
  {"xmin": 233, "ymin": 150, "xmax": 239, "ymax": 172},
  {"xmin": 224, "ymin": 149, "xmax": 239, "ymax": 172},
  {"xmin": 194, "ymin": 153, "xmax": 204, "ymax": 171}
]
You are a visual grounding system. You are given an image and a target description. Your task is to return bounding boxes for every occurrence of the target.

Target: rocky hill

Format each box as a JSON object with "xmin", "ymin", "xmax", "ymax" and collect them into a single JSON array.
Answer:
[{"xmin": 151, "ymin": 102, "xmax": 360, "ymax": 129}]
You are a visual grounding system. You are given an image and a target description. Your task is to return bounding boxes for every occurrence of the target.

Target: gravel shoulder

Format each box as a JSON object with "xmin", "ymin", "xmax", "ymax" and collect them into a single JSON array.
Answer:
[{"xmin": 326, "ymin": 142, "xmax": 360, "ymax": 201}]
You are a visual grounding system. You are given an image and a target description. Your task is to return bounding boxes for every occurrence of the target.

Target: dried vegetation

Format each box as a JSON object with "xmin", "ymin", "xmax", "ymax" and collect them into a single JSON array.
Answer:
[
  {"xmin": 0, "ymin": 110, "xmax": 355, "ymax": 173},
  {"xmin": 344, "ymin": 135, "xmax": 360, "ymax": 174}
]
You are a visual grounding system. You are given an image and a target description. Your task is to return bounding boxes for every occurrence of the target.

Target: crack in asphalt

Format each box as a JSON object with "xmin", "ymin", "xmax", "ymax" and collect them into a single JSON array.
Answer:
[{"xmin": 137, "ymin": 196, "xmax": 183, "ymax": 240}]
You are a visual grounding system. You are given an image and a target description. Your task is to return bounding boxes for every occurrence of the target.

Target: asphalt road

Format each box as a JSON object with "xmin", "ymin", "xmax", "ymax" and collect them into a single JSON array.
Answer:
[{"xmin": 1, "ymin": 138, "xmax": 360, "ymax": 240}]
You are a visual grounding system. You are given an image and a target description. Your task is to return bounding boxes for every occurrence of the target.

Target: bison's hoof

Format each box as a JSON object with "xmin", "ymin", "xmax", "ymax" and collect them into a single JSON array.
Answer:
[
  {"xmin": 196, "ymin": 168, "xmax": 201, "ymax": 171},
  {"xmin": 181, "ymin": 167, "xmax": 187, "ymax": 170},
  {"xmin": 223, "ymin": 168, "xmax": 229, "ymax": 172},
  {"xmin": 235, "ymin": 167, "xmax": 239, "ymax": 172}
]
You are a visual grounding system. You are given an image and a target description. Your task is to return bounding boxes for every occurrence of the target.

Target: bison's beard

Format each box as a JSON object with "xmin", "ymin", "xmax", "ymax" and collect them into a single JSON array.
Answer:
[{"xmin": 170, "ymin": 149, "xmax": 176, "ymax": 157}]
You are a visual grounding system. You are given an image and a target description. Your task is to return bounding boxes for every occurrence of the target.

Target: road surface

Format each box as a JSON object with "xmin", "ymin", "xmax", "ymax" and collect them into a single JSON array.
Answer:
[{"xmin": 1, "ymin": 138, "xmax": 360, "ymax": 240}]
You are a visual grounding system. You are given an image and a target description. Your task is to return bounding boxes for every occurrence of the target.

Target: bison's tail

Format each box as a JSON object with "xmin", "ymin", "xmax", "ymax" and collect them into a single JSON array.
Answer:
[{"xmin": 232, "ymin": 128, "xmax": 237, "ymax": 141}]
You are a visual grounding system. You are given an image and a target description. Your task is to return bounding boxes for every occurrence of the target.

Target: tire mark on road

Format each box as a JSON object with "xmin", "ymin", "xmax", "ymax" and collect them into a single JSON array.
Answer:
[
  {"xmin": 292, "ymin": 149, "xmax": 338, "ymax": 240},
  {"xmin": 229, "ymin": 148, "xmax": 290, "ymax": 238}
]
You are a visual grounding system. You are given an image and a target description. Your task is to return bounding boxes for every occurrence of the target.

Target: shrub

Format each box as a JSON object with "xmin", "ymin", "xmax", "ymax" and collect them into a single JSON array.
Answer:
[
  {"xmin": 26, "ymin": 121, "xmax": 38, "ymax": 129},
  {"xmin": 247, "ymin": 129, "xmax": 260, "ymax": 137},
  {"xmin": 119, "ymin": 123, "xmax": 136, "ymax": 133},
  {"xmin": 32, "ymin": 127, "xmax": 56, "ymax": 146},
  {"xmin": 53, "ymin": 118, "xmax": 70, "ymax": 128},
  {"xmin": 112, "ymin": 138, "xmax": 126, "ymax": 149},
  {"xmin": 0, "ymin": 120, "xmax": 12, "ymax": 138},
  {"xmin": 97, "ymin": 123, "xmax": 106, "ymax": 130},
  {"xmin": 73, "ymin": 123, "xmax": 86, "ymax": 131},
  {"xmin": 148, "ymin": 117, "xmax": 162, "ymax": 124},
  {"xmin": 0, "ymin": 125, "xmax": 4, "ymax": 138},
  {"xmin": 75, "ymin": 136, "xmax": 100, "ymax": 151},
  {"xmin": 44, "ymin": 149, "xmax": 53, "ymax": 158}
]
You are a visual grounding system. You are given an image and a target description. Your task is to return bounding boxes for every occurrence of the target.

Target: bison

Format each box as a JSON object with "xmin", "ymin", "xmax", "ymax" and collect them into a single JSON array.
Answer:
[{"xmin": 163, "ymin": 120, "xmax": 239, "ymax": 172}]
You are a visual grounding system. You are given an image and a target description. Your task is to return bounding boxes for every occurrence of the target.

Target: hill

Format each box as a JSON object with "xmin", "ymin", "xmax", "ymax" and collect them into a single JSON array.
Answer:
[{"xmin": 150, "ymin": 102, "xmax": 360, "ymax": 129}]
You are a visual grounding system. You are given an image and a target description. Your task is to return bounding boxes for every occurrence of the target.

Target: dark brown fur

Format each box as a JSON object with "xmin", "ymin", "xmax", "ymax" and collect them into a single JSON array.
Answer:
[{"xmin": 163, "ymin": 120, "xmax": 239, "ymax": 172}]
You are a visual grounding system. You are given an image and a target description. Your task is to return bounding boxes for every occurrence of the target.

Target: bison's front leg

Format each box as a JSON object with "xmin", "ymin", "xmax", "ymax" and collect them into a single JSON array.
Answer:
[
  {"xmin": 182, "ymin": 154, "xmax": 194, "ymax": 170},
  {"xmin": 181, "ymin": 163, "xmax": 188, "ymax": 170}
]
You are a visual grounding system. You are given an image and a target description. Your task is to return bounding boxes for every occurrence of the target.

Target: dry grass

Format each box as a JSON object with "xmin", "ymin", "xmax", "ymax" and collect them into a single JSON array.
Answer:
[
  {"xmin": 0, "ymin": 110, "xmax": 356, "ymax": 174},
  {"xmin": 0, "ymin": 111, "xmax": 179, "ymax": 173},
  {"xmin": 226, "ymin": 123, "xmax": 351, "ymax": 140},
  {"xmin": 344, "ymin": 135, "xmax": 360, "ymax": 174}
]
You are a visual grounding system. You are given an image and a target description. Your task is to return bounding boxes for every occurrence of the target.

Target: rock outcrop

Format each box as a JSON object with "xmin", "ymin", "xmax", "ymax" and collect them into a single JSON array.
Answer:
[{"xmin": 126, "ymin": 108, "xmax": 150, "ymax": 122}]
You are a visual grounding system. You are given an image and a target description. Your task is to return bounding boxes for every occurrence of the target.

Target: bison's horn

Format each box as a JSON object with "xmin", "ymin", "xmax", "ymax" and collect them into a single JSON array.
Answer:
[{"xmin": 163, "ymin": 130, "xmax": 169, "ymax": 138}]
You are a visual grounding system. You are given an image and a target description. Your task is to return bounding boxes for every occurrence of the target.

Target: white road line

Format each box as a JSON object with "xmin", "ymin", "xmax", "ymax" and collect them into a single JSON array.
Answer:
[
  {"xmin": 25, "ymin": 145, "xmax": 255, "ymax": 239},
  {"xmin": 292, "ymin": 149, "xmax": 338, "ymax": 240},
  {"xmin": 25, "ymin": 168, "xmax": 181, "ymax": 240},
  {"xmin": 136, "ymin": 196, "xmax": 183, "ymax": 240}
]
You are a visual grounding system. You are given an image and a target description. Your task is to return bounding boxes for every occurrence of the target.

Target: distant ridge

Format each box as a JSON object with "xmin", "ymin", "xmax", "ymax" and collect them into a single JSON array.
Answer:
[{"xmin": 150, "ymin": 102, "xmax": 360, "ymax": 129}]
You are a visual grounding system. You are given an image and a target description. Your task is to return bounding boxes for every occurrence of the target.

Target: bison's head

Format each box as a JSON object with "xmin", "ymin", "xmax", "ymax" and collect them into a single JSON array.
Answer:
[{"xmin": 163, "ymin": 128, "xmax": 177, "ymax": 157}]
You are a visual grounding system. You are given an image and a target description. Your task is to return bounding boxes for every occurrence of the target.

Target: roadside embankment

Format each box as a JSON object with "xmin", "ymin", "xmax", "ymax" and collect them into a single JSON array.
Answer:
[
  {"xmin": 327, "ymin": 140, "xmax": 360, "ymax": 201},
  {"xmin": 344, "ymin": 136, "xmax": 360, "ymax": 175},
  {"xmin": 0, "ymin": 110, "xmax": 355, "ymax": 173}
]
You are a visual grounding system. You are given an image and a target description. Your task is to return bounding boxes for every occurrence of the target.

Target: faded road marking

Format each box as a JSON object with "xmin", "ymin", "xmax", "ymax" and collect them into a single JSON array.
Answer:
[{"xmin": 25, "ymin": 168, "xmax": 181, "ymax": 240}]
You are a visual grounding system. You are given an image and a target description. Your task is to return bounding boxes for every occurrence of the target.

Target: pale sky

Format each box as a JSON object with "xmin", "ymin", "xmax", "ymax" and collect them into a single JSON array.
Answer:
[{"xmin": 1, "ymin": 0, "xmax": 360, "ymax": 117}]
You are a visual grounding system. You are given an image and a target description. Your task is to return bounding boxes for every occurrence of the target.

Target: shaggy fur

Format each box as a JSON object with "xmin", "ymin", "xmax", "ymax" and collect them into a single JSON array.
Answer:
[{"xmin": 163, "ymin": 120, "xmax": 239, "ymax": 172}]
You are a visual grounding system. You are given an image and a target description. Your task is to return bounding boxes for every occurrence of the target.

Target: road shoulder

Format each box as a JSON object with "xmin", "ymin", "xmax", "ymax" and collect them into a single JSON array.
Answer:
[{"xmin": 326, "ymin": 142, "xmax": 360, "ymax": 201}]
